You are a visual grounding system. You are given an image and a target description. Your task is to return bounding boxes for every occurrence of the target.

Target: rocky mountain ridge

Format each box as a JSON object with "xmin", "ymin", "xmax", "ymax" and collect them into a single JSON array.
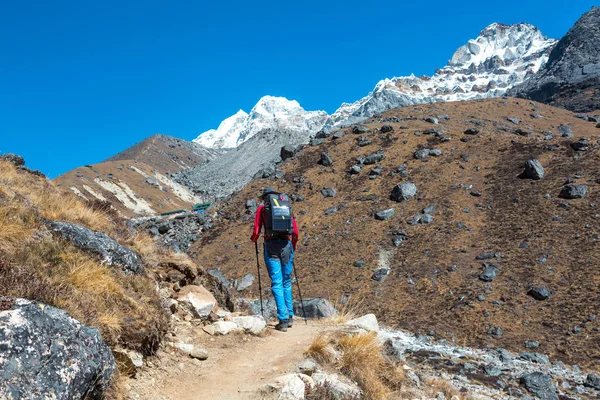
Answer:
[
  {"xmin": 508, "ymin": 6, "xmax": 600, "ymax": 112},
  {"xmin": 195, "ymin": 22, "xmax": 556, "ymax": 149}
]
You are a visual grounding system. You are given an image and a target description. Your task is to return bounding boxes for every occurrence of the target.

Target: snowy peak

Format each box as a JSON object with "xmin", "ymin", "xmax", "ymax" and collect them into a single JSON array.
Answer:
[
  {"xmin": 195, "ymin": 96, "xmax": 328, "ymax": 149},
  {"xmin": 328, "ymin": 22, "xmax": 556, "ymax": 127}
]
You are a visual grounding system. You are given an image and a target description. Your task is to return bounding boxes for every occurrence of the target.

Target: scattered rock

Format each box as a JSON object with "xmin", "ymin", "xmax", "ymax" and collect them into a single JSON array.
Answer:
[
  {"xmin": 351, "ymin": 125, "xmax": 369, "ymax": 134},
  {"xmin": 332, "ymin": 131, "xmax": 345, "ymax": 140},
  {"xmin": 363, "ymin": 152, "xmax": 385, "ymax": 165},
  {"xmin": 321, "ymin": 187, "xmax": 337, "ymax": 198},
  {"xmin": 353, "ymin": 260, "xmax": 365, "ymax": 268},
  {"xmin": 390, "ymin": 182, "xmax": 417, "ymax": 202},
  {"xmin": 374, "ymin": 208, "xmax": 395, "ymax": 221},
  {"xmin": 209, "ymin": 320, "xmax": 242, "ymax": 335},
  {"xmin": 425, "ymin": 117, "xmax": 439, "ymax": 124},
  {"xmin": 519, "ymin": 352, "xmax": 550, "ymax": 364},
  {"xmin": 414, "ymin": 149, "xmax": 430, "ymax": 159},
  {"xmin": 280, "ymin": 146, "xmax": 296, "ymax": 161},
  {"xmin": 145, "ymin": 177, "xmax": 160, "ymax": 187},
  {"xmin": 345, "ymin": 314, "xmax": 379, "ymax": 332},
  {"xmin": 528, "ymin": 287, "xmax": 551, "ymax": 301},
  {"xmin": 464, "ymin": 128, "xmax": 480, "ymax": 135},
  {"xmin": 521, "ymin": 159, "xmax": 545, "ymax": 180},
  {"xmin": 293, "ymin": 298, "xmax": 337, "ymax": 319},
  {"xmin": 190, "ymin": 346, "xmax": 209, "ymax": 360},
  {"xmin": 176, "ymin": 285, "xmax": 217, "ymax": 319},
  {"xmin": 47, "ymin": 220, "xmax": 143, "ymax": 274},
  {"xmin": 585, "ymin": 373, "xmax": 600, "ymax": 390},
  {"xmin": 559, "ymin": 185, "xmax": 588, "ymax": 199},
  {"xmin": 0, "ymin": 298, "xmax": 115, "ymax": 399},
  {"xmin": 520, "ymin": 372, "xmax": 558, "ymax": 400},
  {"xmin": 479, "ymin": 263, "xmax": 498, "ymax": 282},
  {"xmin": 350, "ymin": 165, "xmax": 362, "ymax": 174},
  {"xmin": 372, "ymin": 268, "xmax": 389, "ymax": 281},
  {"xmin": 558, "ymin": 125, "xmax": 573, "ymax": 138},
  {"xmin": 232, "ymin": 315, "xmax": 267, "ymax": 335},
  {"xmin": 319, "ymin": 152, "xmax": 334, "ymax": 167},
  {"xmin": 236, "ymin": 274, "xmax": 255, "ymax": 291},
  {"xmin": 380, "ymin": 124, "xmax": 394, "ymax": 133},
  {"xmin": 506, "ymin": 117, "xmax": 521, "ymax": 124}
]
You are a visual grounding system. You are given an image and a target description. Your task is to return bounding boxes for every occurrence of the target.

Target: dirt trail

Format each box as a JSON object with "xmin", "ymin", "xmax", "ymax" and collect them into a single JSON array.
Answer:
[{"xmin": 130, "ymin": 322, "xmax": 324, "ymax": 400}]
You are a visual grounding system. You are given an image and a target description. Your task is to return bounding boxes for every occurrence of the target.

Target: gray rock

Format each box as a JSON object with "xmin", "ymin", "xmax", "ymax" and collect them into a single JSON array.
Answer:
[
  {"xmin": 464, "ymin": 128, "xmax": 480, "ymax": 135},
  {"xmin": 315, "ymin": 130, "xmax": 330, "ymax": 139},
  {"xmin": 528, "ymin": 287, "xmax": 551, "ymax": 301},
  {"xmin": 408, "ymin": 214, "xmax": 422, "ymax": 225},
  {"xmin": 421, "ymin": 214, "xmax": 434, "ymax": 224},
  {"xmin": 320, "ymin": 152, "xmax": 333, "ymax": 167},
  {"xmin": 571, "ymin": 139, "xmax": 590, "ymax": 151},
  {"xmin": 390, "ymin": 182, "xmax": 417, "ymax": 202},
  {"xmin": 372, "ymin": 268, "xmax": 390, "ymax": 281},
  {"xmin": 525, "ymin": 341, "xmax": 540, "ymax": 349},
  {"xmin": 245, "ymin": 199, "xmax": 257, "ymax": 210},
  {"xmin": 392, "ymin": 236, "xmax": 403, "ymax": 247},
  {"xmin": 585, "ymin": 373, "xmax": 600, "ymax": 390},
  {"xmin": 488, "ymin": 327, "xmax": 503, "ymax": 336},
  {"xmin": 324, "ymin": 206, "xmax": 338, "ymax": 215},
  {"xmin": 430, "ymin": 149, "xmax": 443, "ymax": 156},
  {"xmin": 425, "ymin": 117, "xmax": 439, "ymax": 124},
  {"xmin": 363, "ymin": 152, "xmax": 385, "ymax": 165},
  {"xmin": 521, "ymin": 159, "xmax": 545, "ymax": 180},
  {"xmin": 293, "ymin": 298, "xmax": 337, "ymax": 319},
  {"xmin": 47, "ymin": 220, "xmax": 143, "ymax": 274},
  {"xmin": 507, "ymin": 117, "xmax": 522, "ymax": 124},
  {"xmin": 236, "ymin": 274, "xmax": 255, "ymax": 291},
  {"xmin": 520, "ymin": 372, "xmax": 558, "ymax": 400},
  {"xmin": 414, "ymin": 149, "xmax": 430, "ymax": 159},
  {"xmin": 0, "ymin": 298, "xmax": 114, "ymax": 399},
  {"xmin": 350, "ymin": 165, "xmax": 362, "ymax": 174},
  {"xmin": 351, "ymin": 125, "xmax": 370, "ymax": 134},
  {"xmin": 479, "ymin": 263, "xmax": 498, "ymax": 282},
  {"xmin": 145, "ymin": 177, "xmax": 159, "ymax": 187},
  {"xmin": 519, "ymin": 352, "xmax": 550, "ymax": 364},
  {"xmin": 353, "ymin": 260, "xmax": 365, "ymax": 268},
  {"xmin": 280, "ymin": 145, "xmax": 296, "ymax": 161},
  {"xmin": 380, "ymin": 124, "xmax": 394, "ymax": 133},
  {"xmin": 559, "ymin": 185, "xmax": 588, "ymax": 199},
  {"xmin": 310, "ymin": 138, "xmax": 324, "ymax": 146},
  {"xmin": 375, "ymin": 208, "xmax": 395, "ymax": 221},
  {"xmin": 321, "ymin": 187, "xmax": 337, "ymax": 198},
  {"xmin": 558, "ymin": 125, "xmax": 574, "ymax": 138},
  {"xmin": 0, "ymin": 153, "xmax": 25, "ymax": 166},
  {"xmin": 190, "ymin": 347, "xmax": 209, "ymax": 360}
]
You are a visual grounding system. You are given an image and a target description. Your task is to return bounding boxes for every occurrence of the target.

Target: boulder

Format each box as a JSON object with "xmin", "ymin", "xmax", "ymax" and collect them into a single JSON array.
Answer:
[
  {"xmin": 321, "ymin": 187, "xmax": 337, "ymax": 198},
  {"xmin": 0, "ymin": 298, "xmax": 114, "ymax": 399},
  {"xmin": 519, "ymin": 352, "xmax": 550, "ymax": 364},
  {"xmin": 363, "ymin": 152, "xmax": 385, "ymax": 165},
  {"xmin": 350, "ymin": 165, "xmax": 361, "ymax": 174},
  {"xmin": 209, "ymin": 320, "xmax": 242, "ymax": 335},
  {"xmin": 319, "ymin": 152, "xmax": 334, "ymax": 167},
  {"xmin": 585, "ymin": 373, "xmax": 600, "ymax": 390},
  {"xmin": 293, "ymin": 298, "xmax": 337, "ymax": 319},
  {"xmin": 558, "ymin": 125, "xmax": 573, "ymax": 138},
  {"xmin": 520, "ymin": 372, "xmax": 558, "ymax": 400},
  {"xmin": 270, "ymin": 374, "xmax": 313, "ymax": 400},
  {"xmin": 374, "ymin": 208, "xmax": 395, "ymax": 221},
  {"xmin": 46, "ymin": 220, "xmax": 143, "ymax": 274},
  {"xmin": 232, "ymin": 315, "xmax": 267, "ymax": 335},
  {"xmin": 351, "ymin": 125, "xmax": 369, "ymax": 134},
  {"xmin": 0, "ymin": 153, "xmax": 25, "ymax": 167},
  {"xmin": 559, "ymin": 185, "xmax": 588, "ymax": 199},
  {"xmin": 280, "ymin": 146, "xmax": 296, "ymax": 161},
  {"xmin": 380, "ymin": 124, "xmax": 394, "ymax": 133},
  {"xmin": 176, "ymin": 285, "xmax": 217, "ymax": 319},
  {"xmin": 479, "ymin": 263, "xmax": 498, "ymax": 282},
  {"xmin": 345, "ymin": 314, "xmax": 379, "ymax": 332},
  {"xmin": 528, "ymin": 287, "xmax": 551, "ymax": 301},
  {"xmin": 521, "ymin": 159, "xmax": 545, "ymax": 180},
  {"xmin": 390, "ymin": 182, "xmax": 417, "ymax": 202},
  {"xmin": 236, "ymin": 274, "xmax": 255, "ymax": 291}
]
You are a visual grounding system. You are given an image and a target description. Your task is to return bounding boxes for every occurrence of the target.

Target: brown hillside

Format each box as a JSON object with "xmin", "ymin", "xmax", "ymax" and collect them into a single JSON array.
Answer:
[
  {"xmin": 55, "ymin": 135, "xmax": 218, "ymax": 216},
  {"xmin": 190, "ymin": 98, "xmax": 600, "ymax": 367}
]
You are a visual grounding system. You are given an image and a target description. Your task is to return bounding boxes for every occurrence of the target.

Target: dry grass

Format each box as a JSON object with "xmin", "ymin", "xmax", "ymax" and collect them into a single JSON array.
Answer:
[
  {"xmin": 329, "ymin": 296, "xmax": 366, "ymax": 324},
  {"xmin": 0, "ymin": 160, "xmax": 171, "ymax": 397}
]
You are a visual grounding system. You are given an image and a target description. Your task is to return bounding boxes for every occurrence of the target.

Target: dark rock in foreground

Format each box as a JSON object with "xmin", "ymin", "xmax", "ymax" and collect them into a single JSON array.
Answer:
[
  {"xmin": 528, "ymin": 287, "xmax": 551, "ymax": 301},
  {"xmin": 479, "ymin": 263, "xmax": 498, "ymax": 282},
  {"xmin": 0, "ymin": 298, "xmax": 115, "ymax": 400},
  {"xmin": 47, "ymin": 220, "xmax": 143, "ymax": 274},
  {"xmin": 559, "ymin": 184, "xmax": 588, "ymax": 199},
  {"xmin": 520, "ymin": 159, "xmax": 545, "ymax": 180},
  {"xmin": 390, "ymin": 182, "xmax": 417, "ymax": 202},
  {"xmin": 520, "ymin": 372, "xmax": 558, "ymax": 400}
]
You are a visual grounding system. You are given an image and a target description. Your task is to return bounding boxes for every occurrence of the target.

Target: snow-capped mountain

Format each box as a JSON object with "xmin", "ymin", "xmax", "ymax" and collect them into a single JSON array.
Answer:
[
  {"xmin": 194, "ymin": 96, "xmax": 328, "ymax": 149},
  {"xmin": 328, "ymin": 23, "xmax": 557, "ymax": 127},
  {"xmin": 196, "ymin": 23, "xmax": 557, "ymax": 148}
]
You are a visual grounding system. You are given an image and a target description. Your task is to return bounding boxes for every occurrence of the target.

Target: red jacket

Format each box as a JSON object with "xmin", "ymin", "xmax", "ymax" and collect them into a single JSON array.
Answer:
[{"xmin": 251, "ymin": 204, "xmax": 299, "ymax": 249}]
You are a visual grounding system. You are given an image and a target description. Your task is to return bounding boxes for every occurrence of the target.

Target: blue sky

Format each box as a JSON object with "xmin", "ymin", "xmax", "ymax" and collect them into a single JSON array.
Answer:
[{"xmin": 0, "ymin": 1, "xmax": 595, "ymax": 177}]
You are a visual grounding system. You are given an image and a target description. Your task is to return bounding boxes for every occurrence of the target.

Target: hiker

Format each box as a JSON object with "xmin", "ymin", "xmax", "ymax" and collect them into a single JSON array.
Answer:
[{"xmin": 251, "ymin": 187, "xmax": 299, "ymax": 332}]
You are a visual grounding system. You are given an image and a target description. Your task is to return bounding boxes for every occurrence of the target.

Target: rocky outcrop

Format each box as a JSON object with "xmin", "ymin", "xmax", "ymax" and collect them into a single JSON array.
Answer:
[
  {"xmin": 508, "ymin": 7, "xmax": 600, "ymax": 112},
  {"xmin": 47, "ymin": 220, "xmax": 143, "ymax": 274},
  {"xmin": 0, "ymin": 298, "xmax": 114, "ymax": 399}
]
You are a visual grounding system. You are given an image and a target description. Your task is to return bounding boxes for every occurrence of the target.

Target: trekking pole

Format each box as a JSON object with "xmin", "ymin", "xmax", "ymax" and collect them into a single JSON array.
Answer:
[
  {"xmin": 255, "ymin": 242, "xmax": 264, "ymax": 319},
  {"xmin": 292, "ymin": 260, "xmax": 308, "ymax": 325}
]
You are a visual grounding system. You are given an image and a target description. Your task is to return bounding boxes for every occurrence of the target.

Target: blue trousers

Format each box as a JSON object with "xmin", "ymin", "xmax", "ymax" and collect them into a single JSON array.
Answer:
[{"xmin": 264, "ymin": 239, "xmax": 294, "ymax": 321}]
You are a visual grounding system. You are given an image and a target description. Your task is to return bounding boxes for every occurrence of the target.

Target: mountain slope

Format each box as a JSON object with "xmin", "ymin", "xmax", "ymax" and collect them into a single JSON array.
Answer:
[
  {"xmin": 193, "ymin": 96, "xmax": 329, "ymax": 149},
  {"xmin": 508, "ymin": 7, "xmax": 600, "ymax": 112},
  {"xmin": 56, "ymin": 135, "xmax": 219, "ymax": 216},
  {"xmin": 189, "ymin": 98, "xmax": 600, "ymax": 367}
]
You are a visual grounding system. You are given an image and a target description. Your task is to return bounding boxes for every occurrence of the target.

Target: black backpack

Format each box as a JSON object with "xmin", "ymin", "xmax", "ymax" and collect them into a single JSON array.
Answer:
[{"xmin": 264, "ymin": 193, "xmax": 293, "ymax": 237}]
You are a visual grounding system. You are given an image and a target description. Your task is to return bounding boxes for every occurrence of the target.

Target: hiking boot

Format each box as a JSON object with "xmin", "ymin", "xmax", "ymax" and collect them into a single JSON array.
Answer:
[
  {"xmin": 288, "ymin": 316, "xmax": 293, "ymax": 328},
  {"xmin": 275, "ymin": 320, "xmax": 289, "ymax": 332}
]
